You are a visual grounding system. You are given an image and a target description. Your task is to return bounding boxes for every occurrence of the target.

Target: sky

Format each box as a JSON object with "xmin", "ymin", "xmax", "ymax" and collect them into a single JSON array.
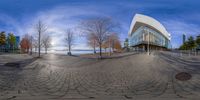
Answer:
[{"xmin": 0, "ymin": 0, "xmax": 200, "ymax": 49}]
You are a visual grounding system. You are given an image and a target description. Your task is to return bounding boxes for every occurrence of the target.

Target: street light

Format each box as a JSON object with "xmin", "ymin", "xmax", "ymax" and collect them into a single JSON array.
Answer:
[{"xmin": 148, "ymin": 29, "xmax": 150, "ymax": 55}]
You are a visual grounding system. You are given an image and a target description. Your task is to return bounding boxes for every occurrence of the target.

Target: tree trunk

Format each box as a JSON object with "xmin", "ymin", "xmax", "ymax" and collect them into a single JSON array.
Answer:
[
  {"xmin": 99, "ymin": 43, "xmax": 102, "ymax": 59},
  {"xmin": 93, "ymin": 46, "xmax": 96, "ymax": 54},
  {"xmin": 30, "ymin": 46, "xmax": 32, "ymax": 55},
  {"xmin": 45, "ymin": 48, "xmax": 47, "ymax": 54},
  {"xmin": 68, "ymin": 45, "xmax": 71, "ymax": 56},
  {"xmin": 4, "ymin": 45, "xmax": 5, "ymax": 52},
  {"xmin": 112, "ymin": 40, "xmax": 115, "ymax": 53},
  {"xmin": 39, "ymin": 31, "xmax": 41, "ymax": 57},
  {"xmin": 12, "ymin": 45, "xmax": 14, "ymax": 53},
  {"xmin": 93, "ymin": 42, "xmax": 96, "ymax": 54},
  {"xmin": 27, "ymin": 47, "xmax": 29, "ymax": 54},
  {"xmin": 35, "ymin": 48, "xmax": 37, "ymax": 53},
  {"xmin": 109, "ymin": 39, "xmax": 111, "ymax": 56}
]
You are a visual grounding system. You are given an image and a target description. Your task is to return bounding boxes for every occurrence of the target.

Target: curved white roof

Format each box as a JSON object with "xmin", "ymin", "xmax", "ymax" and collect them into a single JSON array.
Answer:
[{"xmin": 129, "ymin": 14, "xmax": 170, "ymax": 40}]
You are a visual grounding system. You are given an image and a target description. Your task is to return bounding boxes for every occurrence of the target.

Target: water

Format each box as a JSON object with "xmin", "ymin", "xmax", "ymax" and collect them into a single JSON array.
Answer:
[{"xmin": 41, "ymin": 50, "xmax": 96, "ymax": 55}]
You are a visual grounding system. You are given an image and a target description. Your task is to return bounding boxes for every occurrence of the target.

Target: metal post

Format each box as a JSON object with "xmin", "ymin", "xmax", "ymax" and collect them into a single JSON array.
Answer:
[
  {"xmin": 39, "ymin": 30, "xmax": 41, "ymax": 57},
  {"xmin": 143, "ymin": 33, "xmax": 145, "ymax": 52},
  {"xmin": 195, "ymin": 48, "xmax": 197, "ymax": 56},
  {"xmin": 109, "ymin": 38, "xmax": 111, "ymax": 56},
  {"xmin": 148, "ymin": 29, "xmax": 150, "ymax": 55},
  {"xmin": 30, "ymin": 36, "xmax": 33, "ymax": 55}
]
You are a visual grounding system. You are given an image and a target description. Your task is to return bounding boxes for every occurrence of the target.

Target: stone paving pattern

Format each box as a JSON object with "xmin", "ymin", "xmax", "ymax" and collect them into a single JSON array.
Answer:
[{"xmin": 0, "ymin": 52, "xmax": 200, "ymax": 100}]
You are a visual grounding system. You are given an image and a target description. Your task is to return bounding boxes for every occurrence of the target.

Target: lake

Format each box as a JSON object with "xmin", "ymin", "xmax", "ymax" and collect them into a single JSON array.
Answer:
[{"xmin": 41, "ymin": 50, "xmax": 96, "ymax": 55}]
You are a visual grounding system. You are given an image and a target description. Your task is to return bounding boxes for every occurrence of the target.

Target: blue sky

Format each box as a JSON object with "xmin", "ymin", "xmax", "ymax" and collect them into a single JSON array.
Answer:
[{"xmin": 0, "ymin": 0, "xmax": 200, "ymax": 49}]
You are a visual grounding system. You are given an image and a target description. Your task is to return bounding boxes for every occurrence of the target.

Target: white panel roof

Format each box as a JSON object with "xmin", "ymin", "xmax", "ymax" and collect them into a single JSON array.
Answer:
[{"xmin": 129, "ymin": 14, "xmax": 170, "ymax": 40}]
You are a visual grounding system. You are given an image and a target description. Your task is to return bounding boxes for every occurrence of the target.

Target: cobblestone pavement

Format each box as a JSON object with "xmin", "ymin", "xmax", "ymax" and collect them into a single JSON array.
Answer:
[{"xmin": 0, "ymin": 52, "xmax": 200, "ymax": 100}]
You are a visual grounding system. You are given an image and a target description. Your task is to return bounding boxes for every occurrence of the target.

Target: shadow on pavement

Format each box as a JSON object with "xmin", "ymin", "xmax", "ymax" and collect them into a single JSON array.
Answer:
[{"xmin": 4, "ymin": 57, "xmax": 38, "ymax": 69}]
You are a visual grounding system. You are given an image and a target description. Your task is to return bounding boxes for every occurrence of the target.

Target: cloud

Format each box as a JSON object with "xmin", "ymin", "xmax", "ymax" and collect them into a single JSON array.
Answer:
[
  {"xmin": 18, "ymin": 5, "xmax": 107, "ymax": 50},
  {"xmin": 1, "ymin": 0, "xmax": 200, "ymax": 49},
  {"xmin": 2, "ymin": 2, "xmax": 127, "ymax": 50},
  {"xmin": 163, "ymin": 20, "xmax": 200, "ymax": 35},
  {"xmin": 0, "ymin": 14, "xmax": 22, "ymax": 35},
  {"xmin": 17, "ymin": 3, "xmax": 132, "ymax": 50},
  {"xmin": 162, "ymin": 19, "xmax": 200, "ymax": 48}
]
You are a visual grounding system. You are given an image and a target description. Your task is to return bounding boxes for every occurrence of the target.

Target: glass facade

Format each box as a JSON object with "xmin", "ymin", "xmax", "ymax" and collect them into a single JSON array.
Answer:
[{"xmin": 129, "ymin": 26, "xmax": 170, "ymax": 48}]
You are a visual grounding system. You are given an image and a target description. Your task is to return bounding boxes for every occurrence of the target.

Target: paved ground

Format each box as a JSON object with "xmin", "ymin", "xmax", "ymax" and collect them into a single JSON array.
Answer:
[{"xmin": 0, "ymin": 52, "xmax": 200, "ymax": 100}]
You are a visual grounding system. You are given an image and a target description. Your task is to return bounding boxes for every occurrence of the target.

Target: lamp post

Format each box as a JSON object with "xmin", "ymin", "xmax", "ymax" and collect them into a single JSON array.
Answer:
[
  {"xmin": 30, "ymin": 35, "xmax": 33, "ymax": 55},
  {"xmin": 148, "ymin": 29, "xmax": 150, "ymax": 55}
]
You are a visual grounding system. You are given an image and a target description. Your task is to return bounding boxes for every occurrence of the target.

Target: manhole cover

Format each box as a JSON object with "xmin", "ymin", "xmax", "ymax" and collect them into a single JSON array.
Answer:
[
  {"xmin": 175, "ymin": 72, "xmax": 192, "ymax": 81},
  {"xmin": 4, "ymin": 63, "xmax": 20, "ymax": 68}
]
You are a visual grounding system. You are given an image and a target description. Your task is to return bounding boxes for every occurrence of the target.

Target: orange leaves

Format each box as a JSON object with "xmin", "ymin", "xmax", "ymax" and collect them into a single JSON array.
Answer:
[
  {"xmin": 20, "ymin": 35, "xmax": 31, "ymax": 53},
  {"xmin": 102, "ymin": 33, "xmax": 122, "ymax": 52}
]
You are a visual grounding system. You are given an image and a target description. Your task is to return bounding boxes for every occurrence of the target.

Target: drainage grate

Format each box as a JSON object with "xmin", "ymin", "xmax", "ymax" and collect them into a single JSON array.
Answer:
[{"xmin": 175, "ymin": 72, "xmax": 192, "ymax": 81}]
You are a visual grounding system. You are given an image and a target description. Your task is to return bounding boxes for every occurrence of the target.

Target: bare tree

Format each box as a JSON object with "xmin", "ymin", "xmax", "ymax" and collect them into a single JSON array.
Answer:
[
  {"xmin": 29, "ymin": 35, "xmax": 33, "ymax": 55},
  {"xmin": 35, "ymin": 20, "xmax": 47, "ymax": 57},
  {"xmin": 87, "ymin": 33, "xmax": 98, "ymax": 54},
  {"xmin": 32, "ymin": 38, "xmax": 38, "ymax": 53},
  {"xmin": 102, "ymin": 40, "xmax": 109, "ymax": 53},
  {"xmin": 81, "ymin": 17, "xmax": 119, "ymax": 58},
  {"xmin": 42, "ymin": 35, "xmax": 51, "ymax": 54},
  {"xmin": 65, "ymin": 29, "xmax": 74, "ymax": 56},
  {"xmin": 108, "ymin": 33, "xmax": 119, "ymax": 55}
]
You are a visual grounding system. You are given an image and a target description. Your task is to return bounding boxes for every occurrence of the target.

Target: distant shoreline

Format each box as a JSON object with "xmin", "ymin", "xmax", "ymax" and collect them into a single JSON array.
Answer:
[{"xmin": 32, "ymin": 50, "xmax": 98, "ymax": 56}]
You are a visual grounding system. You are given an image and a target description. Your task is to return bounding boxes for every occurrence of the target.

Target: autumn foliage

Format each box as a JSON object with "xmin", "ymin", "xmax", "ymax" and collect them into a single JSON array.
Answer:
[
  {"xmin": 81, "ymin": 17, "xmax": 119, "ymax": 58},
  {"xmin": 20, "ymin": 35, "xmax": 31, "ymax": 53},
  {"xmin": 113, "ymin": 39, "xmax": 122, "ymax": 52},
  {"xmin": 102, "ymin": 33, "xmax": 122, "ymax": 53},
  {"xmin": 87, "ymin": 33, "xmax": 98, "ymax": 53}
]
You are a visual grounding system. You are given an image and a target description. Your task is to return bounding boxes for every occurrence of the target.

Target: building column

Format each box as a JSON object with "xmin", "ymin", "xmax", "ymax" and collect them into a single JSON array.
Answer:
[
  {"xmin": 143, "ymin": 45, "xmax": 145, "ymax": 51},
  {"xmin": 143, "ymin": 33, "xmax": 145, "ymax": 41}
]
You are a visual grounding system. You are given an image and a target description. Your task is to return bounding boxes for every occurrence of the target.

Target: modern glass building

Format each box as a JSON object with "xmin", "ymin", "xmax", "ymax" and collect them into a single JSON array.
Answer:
[
  {"xmin": 15, "ymin": 36, "xmax": 20, "ymax": 49},
  {"xmin": 128, "ymin": 14, "xmax": 171, "ymax": 51}
]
